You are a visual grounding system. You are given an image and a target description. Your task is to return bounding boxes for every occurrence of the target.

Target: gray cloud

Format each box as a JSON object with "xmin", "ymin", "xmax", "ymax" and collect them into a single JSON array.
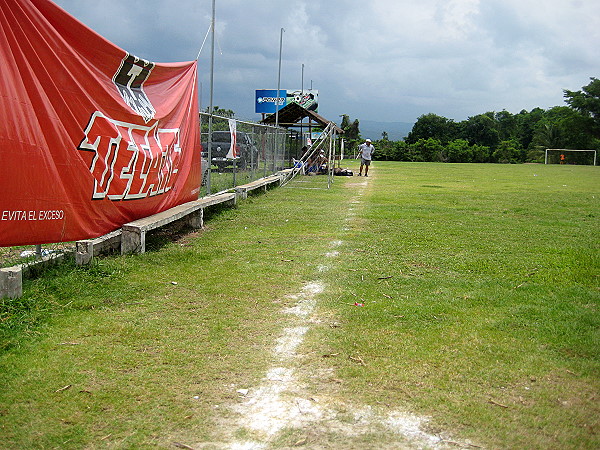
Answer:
[{"xmin": 52, "ymin": 0, "xmax": 600, "ymax": 125}]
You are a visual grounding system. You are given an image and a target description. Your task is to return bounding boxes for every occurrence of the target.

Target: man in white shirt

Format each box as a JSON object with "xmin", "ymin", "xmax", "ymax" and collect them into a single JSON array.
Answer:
[{"xmin": 357, "ymin": 138, "xmax": 374, "ymax": 176}]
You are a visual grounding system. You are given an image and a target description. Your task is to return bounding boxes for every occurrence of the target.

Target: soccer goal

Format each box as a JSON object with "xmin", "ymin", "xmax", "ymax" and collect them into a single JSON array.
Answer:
[{"xmin": 545, "ymin": 149, "xmax": 597, "ymax": 166}]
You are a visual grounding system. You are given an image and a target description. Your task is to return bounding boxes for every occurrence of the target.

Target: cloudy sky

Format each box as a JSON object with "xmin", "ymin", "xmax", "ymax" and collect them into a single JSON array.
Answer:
[{"xmin": 53, "ymin": 0, "xmax": 599, "ymax": 125}]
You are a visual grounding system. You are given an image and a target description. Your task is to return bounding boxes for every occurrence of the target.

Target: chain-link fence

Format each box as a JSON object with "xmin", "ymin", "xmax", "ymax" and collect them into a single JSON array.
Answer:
[
  {"xmin": 200, "ymin": 112, "xmax": 304, "ymax": 196},
  {"xmin": 1, "ymin": 114, "xmax": 306, "ymax": 268}
]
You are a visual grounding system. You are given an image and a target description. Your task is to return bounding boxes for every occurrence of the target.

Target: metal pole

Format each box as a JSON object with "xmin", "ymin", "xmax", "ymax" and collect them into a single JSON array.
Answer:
[
  {"xmin": 300, "ymin": 63, "xmax": 304, "ymax": 153},
  {"xmin": 274, "ymin": 28, "xmax": 284, "ymax": 173},
  {"xmin": 327, "ymin": 129, "xmax": 333, "ymax": 189},
  {"xmin": 199, "ymin": 82, "xmax": 202, "ymax": 112},
  {"xmin": 275, "ymin": 28, "xmax": 284, "ymax": 128},
  {"xmin": 207, "ymin": 0, "xmax": 216, "ymax": 194}
]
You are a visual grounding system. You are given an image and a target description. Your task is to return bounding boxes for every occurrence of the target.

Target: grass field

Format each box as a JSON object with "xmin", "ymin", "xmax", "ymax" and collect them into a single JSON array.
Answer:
[{"xmin": 1, "ymin": 162, "xmax": 598, "ymax": 448}]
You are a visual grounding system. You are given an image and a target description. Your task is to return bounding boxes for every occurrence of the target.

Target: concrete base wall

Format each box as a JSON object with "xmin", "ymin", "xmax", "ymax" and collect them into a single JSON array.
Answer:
[{"xmin": 0, "ymin": 266, "xmax": 22, "ymax": 299}]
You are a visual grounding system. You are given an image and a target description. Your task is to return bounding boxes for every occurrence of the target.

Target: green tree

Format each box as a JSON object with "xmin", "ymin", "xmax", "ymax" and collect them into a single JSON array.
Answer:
[
  {"xmin": 445, "ymin": 139, "xmax": 472, "ymax": 163},
  {"xmin": 394, "ymin": 141, "xmax": 411, "ymax": 161},
  {"xmin": 201, "ymin": 106, "xmax": 235, "ymax": 132},
  {"xmin": 210, "ymin": 106, "xmax": 235, "ymax": 118},
  {"xmin": 461, "ymin": 113, "xmax": 500, "ymax": 150},
  {"xmin": 373, "ymin": 138, "xmax": 396, "ymax": 160},
  {"xmin": 515, "ymin": 107, "xmax": 545, "ymax": 150},
  {"xmin": 410, "ymin": 138, "xmax": 444, "ymax": 162},
  {"xmin": 442, "ymin": 139, "xmax": 490, "ymax": 163},
  {"xmin": 340, "ymin": 115, "xmax": 361, "ymax": 155},
  {"xmin": 533, "ymin": 106, "xmax": 597, "ymax": 151},
  {"xmin": 340, "ymin": 114, "xmax": 350, "ymax": 129},
  {"xmin": 492, "ymin": 139, "xmax": 525, "ymax": 163},
  {"xmin": 564, "ymin": 77, "xmax": 600, "ymax": 139},
  {"xmin": 406, "ymin": 113, "xmax": 459, "ymax": 144},
  {"xmin": 341, "ymin": 116, "xmax": 360, "ymax": 140},
  {"xmin": 495, "ymin": 110, "xmax": 517, "ymax": 141},
  {"xmin": 471, "ymin": 143, "xmax": 491, "ymax": 163},
  {"xmin": 533, "ymin": 122, "xmax": 564, "ymax": 149}
]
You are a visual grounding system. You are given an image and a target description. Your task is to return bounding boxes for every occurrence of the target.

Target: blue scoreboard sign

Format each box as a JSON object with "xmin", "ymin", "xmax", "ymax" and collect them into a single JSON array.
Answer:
[
  {"xmin": 255, "ymin": 89, "xmax": 286, "ymax": 114},
  {"xmin": 255, "ymin": 89, "xmax": 319, "ymax": 114}
]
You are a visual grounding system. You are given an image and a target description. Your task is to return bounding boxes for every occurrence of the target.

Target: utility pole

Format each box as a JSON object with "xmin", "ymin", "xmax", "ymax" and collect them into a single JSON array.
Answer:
[
  {"xmin": 300, "ymin": 63, "xmax": 304, "ymax": 145},
  {"xmin": 207, "ymin": 0, "xmax": 216, "ymax": 194},
  {"xmin": 275, "ymin": 28, "xmax": 284, "ymax": 129},
  {"xmin": 274, "ymin": 27, "xmax": 284, "ymax": 172}
]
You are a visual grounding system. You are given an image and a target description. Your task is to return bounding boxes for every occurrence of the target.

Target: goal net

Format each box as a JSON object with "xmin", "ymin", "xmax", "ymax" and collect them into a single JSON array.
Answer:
[{"xmin": 545, "ymin": 149, "xmax": 597, "ymax": 166}]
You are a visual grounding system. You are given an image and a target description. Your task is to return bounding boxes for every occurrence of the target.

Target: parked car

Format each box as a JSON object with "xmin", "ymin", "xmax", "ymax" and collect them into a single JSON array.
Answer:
[{"xmin": 202, "ymin": 131, "xmax": 259, "ymax": 170}]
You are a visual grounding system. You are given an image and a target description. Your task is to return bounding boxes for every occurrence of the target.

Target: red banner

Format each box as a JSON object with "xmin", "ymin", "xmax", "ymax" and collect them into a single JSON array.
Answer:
[{"xmin": 0, "ymin": 0, "xmax": 201, "ymax": 246}]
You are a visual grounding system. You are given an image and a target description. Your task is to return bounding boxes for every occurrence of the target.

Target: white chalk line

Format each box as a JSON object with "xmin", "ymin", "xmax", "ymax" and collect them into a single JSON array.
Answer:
[
  {"xmin": 207, "ymin": 182, "xmax": 465, "ymax": 449},
  {"xmin": 229, "ymin": 281, "xmax": 324, "ymax": 448},
  {"xmin": 225, "ymin": 255, "xmax": 453, "ymax": 449}
]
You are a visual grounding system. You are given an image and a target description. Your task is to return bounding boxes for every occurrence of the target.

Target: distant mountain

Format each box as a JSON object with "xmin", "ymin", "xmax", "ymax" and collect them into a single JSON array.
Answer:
[{"xmin": 359, "ymin": 120, "xmax": 413, "ymax": 142}]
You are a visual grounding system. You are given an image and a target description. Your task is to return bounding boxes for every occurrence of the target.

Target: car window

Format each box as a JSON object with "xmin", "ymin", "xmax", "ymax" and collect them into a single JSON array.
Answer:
[
  {"xmin": 212, "ymin": 132, "xmax": 231, "ymax": 143},
  {"xmin": 209, "ymin": 131, "xmax": 255, "ymax": 145}
]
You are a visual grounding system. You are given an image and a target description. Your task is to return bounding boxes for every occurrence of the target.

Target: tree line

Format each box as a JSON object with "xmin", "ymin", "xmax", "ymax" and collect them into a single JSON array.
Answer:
[{"xmin": 341, "ymin": 77, "xmax": 600, "ymax": 164}]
